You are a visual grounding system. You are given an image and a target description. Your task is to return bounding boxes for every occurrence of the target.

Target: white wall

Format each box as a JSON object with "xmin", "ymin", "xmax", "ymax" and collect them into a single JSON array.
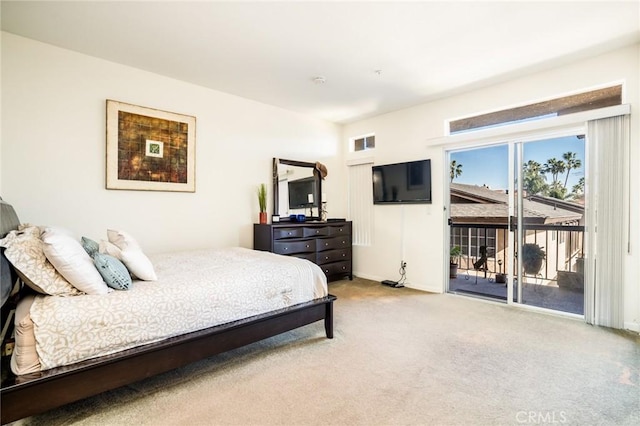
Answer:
[
  {"xmin": 1, "ymin": 33, "xmax": 346, "ymax": 252},
  {"xmin": 2, "ymin": 33, "xmax": 638, "ymax": 331},
  {"xmin": 343, "ymin": 44, "xmax": 640, "ymax": 332}
]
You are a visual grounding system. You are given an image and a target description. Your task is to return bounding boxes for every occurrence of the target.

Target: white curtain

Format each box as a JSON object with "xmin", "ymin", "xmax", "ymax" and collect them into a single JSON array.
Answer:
[
  {"xmin": 347, "ymin": 161, "xmax": 373, "ymax": 246},
  {"xmin": 585, "ymin": 114, "xmax": 630, "ymax": 328}
]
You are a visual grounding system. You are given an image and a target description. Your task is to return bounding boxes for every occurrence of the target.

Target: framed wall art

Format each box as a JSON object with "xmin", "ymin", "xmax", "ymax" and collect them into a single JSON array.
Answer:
[{"xmin": 106, "ymin": 100, "xmax": 196, "ymax": 192}]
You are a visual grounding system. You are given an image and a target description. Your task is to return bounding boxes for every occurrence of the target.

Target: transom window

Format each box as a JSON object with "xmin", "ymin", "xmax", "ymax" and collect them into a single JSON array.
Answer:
[{"xmin": 449, "ymin": 85, "xmax": 622, "ymax": 134}]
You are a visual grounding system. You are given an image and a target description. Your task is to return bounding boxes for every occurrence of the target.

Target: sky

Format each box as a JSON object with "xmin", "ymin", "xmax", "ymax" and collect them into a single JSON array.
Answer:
[{"xmin": 450, "ymin": 135, "xmax": 585, "ymax": 190}]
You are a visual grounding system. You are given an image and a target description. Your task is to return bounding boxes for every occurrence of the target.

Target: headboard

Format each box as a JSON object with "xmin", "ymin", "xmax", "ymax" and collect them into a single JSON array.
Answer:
[{"xmin": 1, "ymin": 198, "xmax": 21, "ymax": 305}]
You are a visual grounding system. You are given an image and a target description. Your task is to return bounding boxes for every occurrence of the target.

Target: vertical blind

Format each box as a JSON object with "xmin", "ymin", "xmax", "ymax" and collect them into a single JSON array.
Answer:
[
  {"xmin": 585, "ymin": 114, "xmax": 630, "ymax": 328},
  {"xmin": 347, "ymin": 161, "xmax": 373, "ymax": 246}
]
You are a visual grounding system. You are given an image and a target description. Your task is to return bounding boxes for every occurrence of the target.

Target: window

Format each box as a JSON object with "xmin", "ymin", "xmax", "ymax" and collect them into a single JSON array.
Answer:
[
  {"xmin": 352, "ymin": 134, "xmax": 375, "ymax": 152},
  {"xmin": 449, "ymin": 85, "xmax": 622, "ymax": 134},
  {"xmin": 451, "ymin": 226, "xmax": 497, "ymax": 269}
]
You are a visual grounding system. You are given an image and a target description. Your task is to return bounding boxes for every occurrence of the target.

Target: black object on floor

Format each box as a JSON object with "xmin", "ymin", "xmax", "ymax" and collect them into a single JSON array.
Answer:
[{"xmin": 382, "ymin": 280, "xmax": 404, "ymax": 288}]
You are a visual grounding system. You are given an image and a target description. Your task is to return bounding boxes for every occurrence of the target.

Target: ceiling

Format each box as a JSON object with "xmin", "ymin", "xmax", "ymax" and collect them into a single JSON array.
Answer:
[{"xmin": 2, "ymin": 1, "xmax": 639, "ymax": 124}]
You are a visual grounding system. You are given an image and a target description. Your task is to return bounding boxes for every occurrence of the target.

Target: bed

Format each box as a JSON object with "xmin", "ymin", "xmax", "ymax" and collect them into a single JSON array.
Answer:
[{"xmin": 0, "ymin": 199, "xmax": 336, "ymax": 424}]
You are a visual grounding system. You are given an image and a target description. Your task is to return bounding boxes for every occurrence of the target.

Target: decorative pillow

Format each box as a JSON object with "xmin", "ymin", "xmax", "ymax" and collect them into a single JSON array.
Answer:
[
  {"xmin": 42, "ymin": 228, "xmax": 109, "ymax": 295},
  {"xmin": 81, "ymin": 236, "xmax": 100, "ymax": 257},
  {"xmin": 99, "ymin": 240, "xmax": 123, "ymax": 259},
  {"xmin": 93, "ymin": 253, "xmax": 132, "ymax": 290},
  {"xmin": 107, "ymin": 229, "xmax": 157, "ymax": 281},
  {"xmin": 0, "ymin": 227, "xmax": 81, "ymax": 296}
]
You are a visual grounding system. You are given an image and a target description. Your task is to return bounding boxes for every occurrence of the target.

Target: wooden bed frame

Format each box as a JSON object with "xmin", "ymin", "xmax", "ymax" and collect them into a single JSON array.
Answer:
[
  {"xmin": 0, "ymin": 200, "xmax": 336, "ymax": 424},
  {"xmin": 1, "ymin": 295, "xmax": 335, "ymax": 424}
]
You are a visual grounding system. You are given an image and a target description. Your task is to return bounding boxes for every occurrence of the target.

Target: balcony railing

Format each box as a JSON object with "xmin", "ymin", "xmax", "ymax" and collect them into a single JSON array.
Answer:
[{"xmin": 451, "ymin": 223, "xmax": 585, "ymax": 285}]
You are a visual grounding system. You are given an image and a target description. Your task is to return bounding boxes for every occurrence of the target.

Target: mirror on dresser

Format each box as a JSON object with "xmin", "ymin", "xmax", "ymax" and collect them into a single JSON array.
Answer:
[{"xmin": 273, "ymin": 158, "xmax": 322, "ymax": 221}]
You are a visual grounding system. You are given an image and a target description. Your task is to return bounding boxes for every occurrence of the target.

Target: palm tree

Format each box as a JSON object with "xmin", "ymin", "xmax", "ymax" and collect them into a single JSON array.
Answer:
[
  {"xmin": 543, "ymin": 158, "xmax": 566, "ymax": 186},
  {"xmin": 450, "ymin": 160, "xmax": 463, "ymax": 182},
  {"xmin": 548, "ymin": 181, "xmax": 568, "ymax": 200},
  {"xmin": 562, "ymin": 151, "xmax": 582, "ymax": 188},
  {"xmin": 571, "ymin": 177, "xmax": 585, "ymax": 197},
  {"xmin": 522, "ymin": 160, "xmax": 548, "ymax": 196}
]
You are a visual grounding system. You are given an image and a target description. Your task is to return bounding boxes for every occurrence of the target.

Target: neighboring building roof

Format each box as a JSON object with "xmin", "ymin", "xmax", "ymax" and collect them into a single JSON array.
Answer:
[
  {"xmin": 450, "ymin": 182, "xmax": 507, "ymax": 204},
  {"xmin": 528, "ymin": 194, "xmax": 585, "ymax": 214},
  {"xmin": 450, "ymin": 183, "xmax": 583, "ymax": 224}
]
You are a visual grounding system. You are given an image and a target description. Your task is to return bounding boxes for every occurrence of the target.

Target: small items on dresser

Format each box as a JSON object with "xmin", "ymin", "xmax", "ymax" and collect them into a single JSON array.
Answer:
[
  {"xmin": 257, "ymin": 183, "xmax": 267, "ymax": 224},
  {"xmin": 289, "ymin": 214, "xmax": 306, "ymax": 222}
]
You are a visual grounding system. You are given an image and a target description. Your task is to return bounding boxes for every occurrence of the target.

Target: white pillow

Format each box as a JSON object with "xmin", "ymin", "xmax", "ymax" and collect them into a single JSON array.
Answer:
[
  {"xmin": 42, "ymin": 228, "xmax": 109, "ymax": 295},
  {"xmin": 99, "ymin": 240, "xmax": 123, "ymax": 259},
  {"xmin": 107, "ymin": 229, "xmax": 157, "ymax": 281},
  {"xmin": 0, "ymin": 226, "xmax": 81, "ymax": 296}
]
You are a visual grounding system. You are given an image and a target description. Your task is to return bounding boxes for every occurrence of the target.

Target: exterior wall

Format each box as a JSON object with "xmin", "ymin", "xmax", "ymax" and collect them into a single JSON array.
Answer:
[
  {"xmin": 342, "ymin": 44, "xmax": 640, "ymax": 331},
  {"xmin": 0, "ymin": 33, "xmax": 346, "ymax": 253}
]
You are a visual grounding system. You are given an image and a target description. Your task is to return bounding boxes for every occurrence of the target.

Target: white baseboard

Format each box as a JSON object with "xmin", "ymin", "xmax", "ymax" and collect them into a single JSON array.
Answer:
[
  {"xmin": 624, "ymin": 321, "xmax": 640, "ymax": 333},
  {"xmin": 352, "ymin": 272, "xmax": 443, "ymax": 294},
  {"xmin": 404, "ymin": 282, "xmax": 443, "ymax": 294},
  {"xmin": 352, "ymin": 272, "xmax": 385, "ymax": 283}
]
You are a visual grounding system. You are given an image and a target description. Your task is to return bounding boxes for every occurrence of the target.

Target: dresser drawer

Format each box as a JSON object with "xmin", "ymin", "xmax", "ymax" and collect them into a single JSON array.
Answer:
[
  {"xmin": 319, "ymin": 260, "xmax": 351, "ymax": 277},
  {"xmin": 317, "ymin": 236, "xmax": 351, "ymax": 252},
  {"xmin": 253, "ymin": 221, "xmax": 352, "ymax": 282},
  {"xmin": 273, "ymin": 239, "xmax": 316, "ymax": 255},
  {"xmin": 303, "ymin": 226, "xmax": 329, "ymax": 238},
  {"xmin": 316, "ymin": 248, "xmax": 351, "ymax": 265},
  {"xmin": 328, "ymin": 225, "xmax": 350, "ymax": 236},
  {"xmin": 291, "ymin": 252, "xmax": 317, "ymax": 262},
  {"xmin": 273, "ymin": 228, "xmax": 303, "ymax": 240}
]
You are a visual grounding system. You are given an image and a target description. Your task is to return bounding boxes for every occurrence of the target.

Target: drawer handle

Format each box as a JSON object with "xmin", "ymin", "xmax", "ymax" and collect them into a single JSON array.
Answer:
[
  {"xmin": 325, "ymin": 269, "xmax": 329, "ymax": 273},
  {"xmin": 325, "ymin": 242, "xmax": 329, "ymax": 246},
  {"xmin": 342, "ymin": 254, "xmax": 346, "ymax": 257},
  {"xmin": 325, "ymin": 256, "xmax": 329, "ymax": 260},
  {"xmin": 284, "ymin": 247, "xmax": 288, "ymax": 250},
  {"xmin": 339, "ymin": 228, "xmax": 343, "ymax": 231},
  {"xmin": 316, "ymin": 230, "xmax": 320, "ymax": 234},
  {"xmin": 288, "ymin": 232, "xmax": 292, "ymax": 235},
  {"xmin": 306, "ymin": 244, "xmax": 310, "ymax": 248},
  {"xmin": 342, "ymin": 266, "xmax": 346, "ymax": 270}
]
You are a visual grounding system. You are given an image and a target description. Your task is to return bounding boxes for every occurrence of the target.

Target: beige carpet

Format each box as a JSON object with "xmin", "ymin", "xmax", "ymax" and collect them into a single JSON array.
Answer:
[{"xmin": 13, "ymin": 278, "xmax": 640, "ymax": 426}]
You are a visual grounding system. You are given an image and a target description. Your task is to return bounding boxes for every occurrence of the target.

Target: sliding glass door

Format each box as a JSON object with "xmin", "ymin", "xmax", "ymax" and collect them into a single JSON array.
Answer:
[
  {"xmin": 448, "ymin": 134, "xmax": 586, "ymax": 316},
  {"xmin": 448, "ymin": 145, "xmax": 510, "ymax": 302},
  {"xmin": 513, "ymin": 135, "xmax": 585, "ymax": 315}
]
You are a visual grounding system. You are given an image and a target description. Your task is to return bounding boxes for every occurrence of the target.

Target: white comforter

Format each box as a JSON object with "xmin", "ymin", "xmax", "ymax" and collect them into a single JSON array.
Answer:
[{"xmin": 25, "ymin": 247, "xmax": 327, "ymax": 372}]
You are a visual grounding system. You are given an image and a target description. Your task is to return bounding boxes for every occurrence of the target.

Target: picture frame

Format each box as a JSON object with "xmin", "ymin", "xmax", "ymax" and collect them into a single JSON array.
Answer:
[{"xmin": 106, "ymin": 100, "xmax": 196, "ymax": 192}]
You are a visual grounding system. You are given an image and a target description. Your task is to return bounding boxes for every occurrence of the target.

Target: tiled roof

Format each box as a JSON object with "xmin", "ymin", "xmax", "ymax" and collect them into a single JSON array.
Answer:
[
  {"xmin": 451, "ymin": 203, "xmax": 507, "ymax": 218},
  {"xmin": 450, "ymin": 183, "xmax": 583, "ymax": 223},
  {"xmin": 451, "ymin": 183, "xmax": 506, "ymax": 203}
]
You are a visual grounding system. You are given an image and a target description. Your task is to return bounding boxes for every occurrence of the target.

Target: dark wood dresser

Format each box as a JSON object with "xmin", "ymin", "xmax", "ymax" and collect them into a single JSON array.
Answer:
[{"xmin": 253, "ymin": 221, "xmax": 352, "ymax": 282}]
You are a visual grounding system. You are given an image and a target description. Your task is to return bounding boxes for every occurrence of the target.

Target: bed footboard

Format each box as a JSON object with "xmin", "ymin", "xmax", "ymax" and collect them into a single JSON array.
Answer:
[{"xmin": 1, "ymin": 294, "xmax": 336, "ymax": 424}]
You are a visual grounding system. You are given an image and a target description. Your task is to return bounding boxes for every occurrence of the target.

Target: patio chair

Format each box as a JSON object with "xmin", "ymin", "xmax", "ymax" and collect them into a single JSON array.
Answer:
[{"xmin": 465, "ymin": 246, "xmax": 494, "ymax": 284}]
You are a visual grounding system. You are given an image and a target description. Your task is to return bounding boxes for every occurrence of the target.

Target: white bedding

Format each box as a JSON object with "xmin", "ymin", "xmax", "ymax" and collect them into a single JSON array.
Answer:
[{"xmin": 12, "ymin": 247, "xmax": 327, "ymax": 375}]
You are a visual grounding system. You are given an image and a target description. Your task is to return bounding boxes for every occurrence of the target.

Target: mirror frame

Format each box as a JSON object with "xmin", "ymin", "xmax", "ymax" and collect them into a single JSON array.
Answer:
[{"xmin": 273, "ymin": 158, "xmax": 322, "ymax": 221}]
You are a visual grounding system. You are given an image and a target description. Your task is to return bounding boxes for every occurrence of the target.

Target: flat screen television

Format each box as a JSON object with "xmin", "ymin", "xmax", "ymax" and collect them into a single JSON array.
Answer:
[
  {"xmin": 372, "ymin": 159, "xmax": 432, "ymax": 204},
  {"xmin": 288, "ymin": 176, "xmax": 318, "ymax": 209}
]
